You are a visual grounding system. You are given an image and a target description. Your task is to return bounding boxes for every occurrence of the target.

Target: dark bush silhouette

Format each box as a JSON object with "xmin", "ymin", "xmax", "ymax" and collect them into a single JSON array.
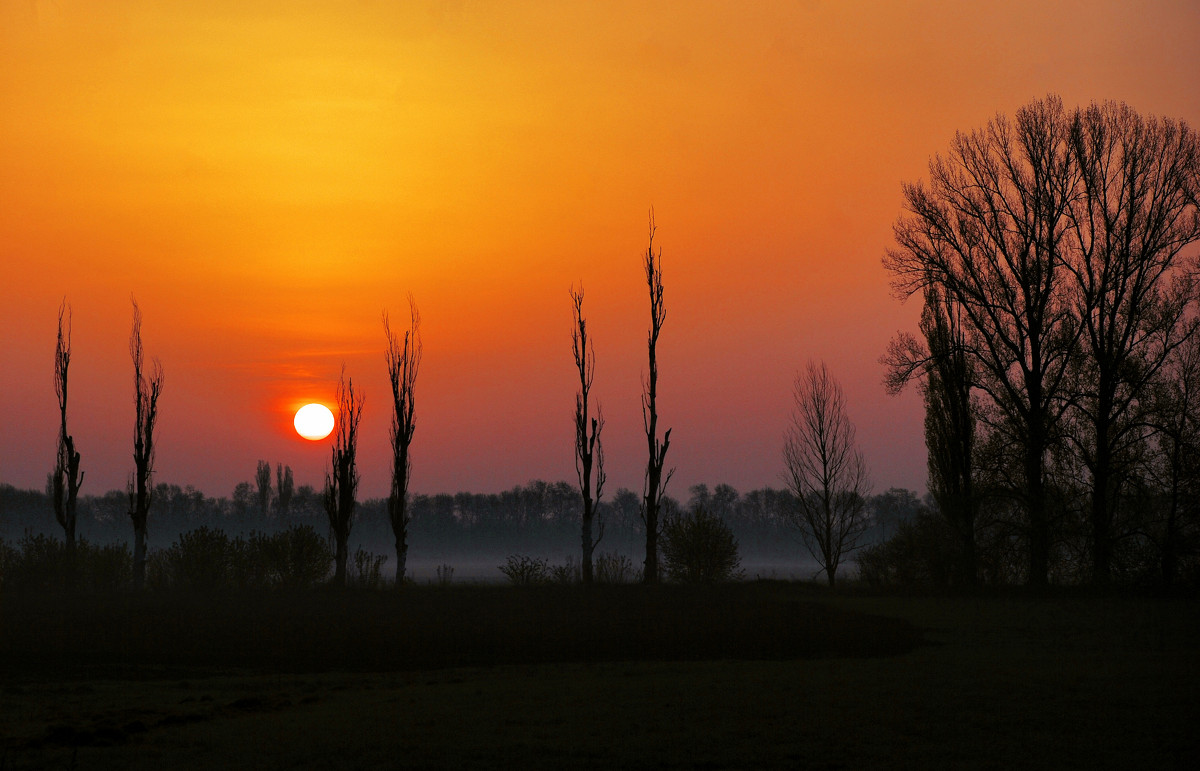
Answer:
[
  {"xmin": 0, "ymin": 534, "xmax": 131, "ymax": 592},
  {"xmin": 857, "ymin": 512, "xmax": 960, "ymax": 588},
  {"xmin": 161, "ymin": 526, "xmax": 233, "ymax": 591},
  {"xmin": 594, "ymin": 551, "xmax": 635, "ymax": 584},
  {"xmin": 661, "ymin": 506, "xmax": 744, "ymax": 584},
  {"xmin": 500, "ymin": 555, "xmax": 550, "ymax": 585},
  {"xmin": 349, "ymin": 547, "xmax": 388, "ymax": 590}
]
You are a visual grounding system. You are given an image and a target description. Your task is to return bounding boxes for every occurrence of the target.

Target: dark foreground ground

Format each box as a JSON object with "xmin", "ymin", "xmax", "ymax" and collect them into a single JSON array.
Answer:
[{"xmin": 1, "ymin": 583, "xmax": 1197, "ymax": 769}]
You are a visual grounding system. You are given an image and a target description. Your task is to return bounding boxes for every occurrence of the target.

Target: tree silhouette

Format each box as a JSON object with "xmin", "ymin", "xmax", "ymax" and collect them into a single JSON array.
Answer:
[
  {"xmin": 51, "ymin": 300, "xmax": 84, "ymax": 560},
  {"xmin": 570, "ymin": 284, "xmax": 606, "ymax": 584},
  {"xmin": 640, "ymin": 211, "xmax": 673, "ymax": 585},
  {"xmin": 1149, "ymin": 326, "xmax": 1200, "ymax": 587},
  {"xmin": 128, "ymin": 299, "xmax": 164, "ymax": 591},
  {"xmin": 783, "ymin": 361, "xmax": 870, "ymax": 587},
  {"xmin": 1062, "ymin": 101, "xmax": 1200, "ymax": 586},
  {"xmin": 384, "ymin": 297, "xmax": 421, "ymax": 586},
  {"xmin": 255, "ymin": 460, "xmax": 273, "ymax": 520},
  {"xmin": 885, "ymin": 95, "xmax": 1079, "ymax": 587},
  {"xmin": 884, "ymin": 286, "xmax": 979, "ymax": 585},
  {"xmin": 276, "ymin": 463, "xmax": 294, "ymax": 519},
  {"xmin": 324, "ymin": 368, "xmax": 363, "ymax": 588}
]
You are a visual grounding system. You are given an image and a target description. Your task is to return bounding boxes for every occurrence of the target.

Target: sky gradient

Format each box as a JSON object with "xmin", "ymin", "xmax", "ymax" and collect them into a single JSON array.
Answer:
[{"xmin": 3, "ymin": 0, "xmax": 1200, "ymax": 500}]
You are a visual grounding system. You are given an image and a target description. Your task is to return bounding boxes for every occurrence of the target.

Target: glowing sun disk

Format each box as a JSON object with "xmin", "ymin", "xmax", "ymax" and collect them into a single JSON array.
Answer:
[{"xmin": 294, "ymin": 403, "xmax": 335, "ymax": 440}]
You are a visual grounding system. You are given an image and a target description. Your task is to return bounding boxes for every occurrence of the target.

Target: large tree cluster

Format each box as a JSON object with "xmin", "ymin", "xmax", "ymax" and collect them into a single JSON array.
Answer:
[{"xmin": 885, "ymin": 95, "xmax": 1200, "ymax": 587}]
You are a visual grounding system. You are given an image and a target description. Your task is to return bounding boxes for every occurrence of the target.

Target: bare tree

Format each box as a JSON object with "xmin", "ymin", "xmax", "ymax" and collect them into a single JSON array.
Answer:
[
  {"xmin": 571, "ymin": 284, "xmax": 606, "ymax": 584},
  {"xmin": 885, "ymin": 95, "xmax": 1080, "ymax": 587},
  {"xmin": 324, "ymin": 368, "xmax": 363, "ymax": 588},
  {"xmin": 783, "ymin": 361, "xmax": 871, "ymax": 587},
  {"xmin": 129, "ymin": 299, "xmax": 164, "ymax": 591},
  {"xmin": 276, "ymin": 463, "xmax": 294, "ymax": 519},
  {"xmin": 384, "ymin": 297, "xmax": 421, "ymax": 586},
  {"xmin": 255, "ymin": 460, "xmax": 273, "ymax": 520},
  {"xmin": 1150, "ymin": 327, "xmax": 1200, "ymax": 587},
  {"xmin": 884, "ymin": 286, "xmax": 979, "ymax": 584},
  {"xmin": 1062, "ymin": 101, "xmax": 1200, "ymax": 586},
  {"xmin": 51, "ymin": 300, "xmax": 84, "ymax": 558},
  {"xmin": 640, "ymin": 211, "xmax": 673, "ymax": 584}
]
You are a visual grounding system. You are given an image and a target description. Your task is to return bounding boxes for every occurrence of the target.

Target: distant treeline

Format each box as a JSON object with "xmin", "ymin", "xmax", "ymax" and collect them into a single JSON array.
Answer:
[{"xmin": 0, "ymin": 480, "xmax": 922, "ymax": 565}]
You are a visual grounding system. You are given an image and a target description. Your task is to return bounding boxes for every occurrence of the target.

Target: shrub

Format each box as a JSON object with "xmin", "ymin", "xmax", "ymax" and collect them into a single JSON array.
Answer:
[
  {"xmin": 79, "ymin": 540, "xmax": 132, "ymax": 591},
  {"xmin": 271, "ymin": 525, "xmax": 333, "ymax": 589},
  {"xmin": 434, "ymin": 564, "xmax": 454, "ymax": 586},
  {"xmin": 163, "ymin": 526, "xmax": 233, "ymax": 591},
  {"xmin": 549, "ymin": 555, "xmax": 580, "ymax": 584},
  {"xmin": 856, "ymin": 512, "xmax": 960, "ymax": 587},
  {"xmin": 661, "ymin": 506, "xmax": 744, "ymax": 584},
  {"xmin": 499, "ymin": 555, "xmax": 549, "ymax": 585},
  {"xmin": 229, "ymin": 531, "xmax": 276, "ymax": 590},
  {"xmin": 594, "ymin": 552, "xmax": 635, "ymax": 584},
  {"xmin": 349, "ymin": 548, "xmax": 389, "ymax": 590}
]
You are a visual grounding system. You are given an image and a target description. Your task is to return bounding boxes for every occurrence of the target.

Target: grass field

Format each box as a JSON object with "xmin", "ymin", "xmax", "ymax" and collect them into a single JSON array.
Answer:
[{"xmin": 2, "ymin": 584, "xmax": 1197, "ymax": 769}]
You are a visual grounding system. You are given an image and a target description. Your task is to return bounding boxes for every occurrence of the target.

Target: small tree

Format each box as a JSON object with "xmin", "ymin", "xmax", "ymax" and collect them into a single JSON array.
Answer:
[
  {"xmin": 254, "ymin": 460, "xmax": 273, "ymax": 521},
  {"xmin": 661, "ymin": 506, "xmax": 743, "ymax": 584},
  {"xmin": 571, "ymin": 284, "xmax": 606, "ymax": 584},
  {"xmin": 324, "ymin": 368, "xmax": 363, "ymax": 588},
  {"xmin": 783, "ymin": 361, "xmax": 871, "ymax": 587},
  {"xmin": 640, "ymin": 210, "xmax": 673, "ymax": 584},
  {"xmin": 129, "ymin": 299, "xmax": 164, "ymax": 591},
  {"xmin": 51, "ymin": 300, "xmax": 84, "ymax": 558},
  {"xmin": 384, "ymin": 297, "xmax": 421, "ymax": 586}
]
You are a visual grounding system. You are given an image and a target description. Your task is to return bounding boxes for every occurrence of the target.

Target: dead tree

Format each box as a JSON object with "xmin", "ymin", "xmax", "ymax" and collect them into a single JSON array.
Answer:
[
  {"xmin": 1063, "ymin": 101, "xmax": 1200, "ymax": 586},
  {"xmin": 571, "ymin": 285, "xmax": 606, "ymax": 584},
  {"xmin": 641, "ymin": 211, "xmax": 673, "ymax": 584},
  {"xmin": 324, "ymin": 368, "xmax": 363, "ymax": 588},
  {"xmin": 129, "ymin": 299, "xmax": 164, "ymax": 591},
  {"xmin": 783, "ymin": 361, "xmax": 871, "ymax": 587},
  {"xmin": 384, "ymin": 297, "xmax": 421, "ymax": 586},
  {"xmin": 52, "ymin": 300, "xmax": 84, "ymax": 558},
  {"xmin": 255, "ymin": 460, "xmax": 273, "ymax": 520}
]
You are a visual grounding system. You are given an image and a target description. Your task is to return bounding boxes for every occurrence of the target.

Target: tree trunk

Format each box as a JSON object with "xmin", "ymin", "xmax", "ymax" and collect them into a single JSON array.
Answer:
[
  {"xmin": 133, "ymin": 526, "xmax": 147, "ymax": 591},
  {"xmin": 395, "ymin": 537, "xmax": 408, "ymax": 586},
  {"xmin": 643, "ymin": 496, "xmax": 659, "ymax": 585},
  {"xmin": 334, "ymin": 536, "xmax": 348, "ymax": 587},
  {"xmin": 1090, "ymin": 480, "xmax": 1112, "ymax": 588},
  {"xmin": 1026, "ymin": 410, "xmax": 1050, "ymax": 588},
  {"xmin": 581, "ymin": 499, "xmax": 594, "ymax": 584}
]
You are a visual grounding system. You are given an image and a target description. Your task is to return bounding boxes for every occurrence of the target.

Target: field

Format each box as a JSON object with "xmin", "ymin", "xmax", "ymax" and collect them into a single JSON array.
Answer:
[{"xmin": 2, "ymin": 583, "xmax": 1197, "ymax": 769}]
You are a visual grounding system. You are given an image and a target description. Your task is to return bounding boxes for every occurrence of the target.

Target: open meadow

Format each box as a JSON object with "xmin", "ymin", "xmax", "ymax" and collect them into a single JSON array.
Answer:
[{"xmin": 2, "ymin": 583, "xmax": 1197, "ymax": 769}]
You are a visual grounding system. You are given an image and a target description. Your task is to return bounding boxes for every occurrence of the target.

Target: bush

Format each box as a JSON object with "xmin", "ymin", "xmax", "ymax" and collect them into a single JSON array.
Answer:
[
  {"xmin": 594, "ymin": 552, "xmax": 635, "ymax": 584},
  {"xmin": 163, "ymin": 526, "xmax": 233, "ymax": 591},
  {"xmin": 499, "ymin": 555, "xmax": 549, "ymax": 585},
  {"xmin": 0, "ymin": 533, "xmax": 133, "ymax": 592},
  {"xmin": 349, "ymin": 548, "xmax": 389, "ymax": 590},
  {"xmin": 661, "ymin": 507, "xmax": 744, "ymax": 584},
  {"xmin": 856, "ymin": 512, "xmax": 960, "ymax": 587},
  {"xmin": 549, "ymin": 555, "xmax": 580, "ymax": 585},
  {"xmin": 270, "ymin": 525, "xmax": 333, "ymax": 589},
  {"xmin": 80, "ymin": 541, "xmax": 132, "ymax": 591}
]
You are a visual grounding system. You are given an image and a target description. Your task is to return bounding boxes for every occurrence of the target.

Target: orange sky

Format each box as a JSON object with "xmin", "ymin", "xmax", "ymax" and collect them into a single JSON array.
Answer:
[{"xmin": 3, "ymin": 0, "xmax": 1199, "ymax": 500}]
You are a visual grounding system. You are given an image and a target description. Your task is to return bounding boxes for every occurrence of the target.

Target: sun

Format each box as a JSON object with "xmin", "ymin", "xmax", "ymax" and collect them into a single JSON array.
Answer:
[{"xmin": 294, "ymin": 403, "xmax": 335, "ymax": 441}]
